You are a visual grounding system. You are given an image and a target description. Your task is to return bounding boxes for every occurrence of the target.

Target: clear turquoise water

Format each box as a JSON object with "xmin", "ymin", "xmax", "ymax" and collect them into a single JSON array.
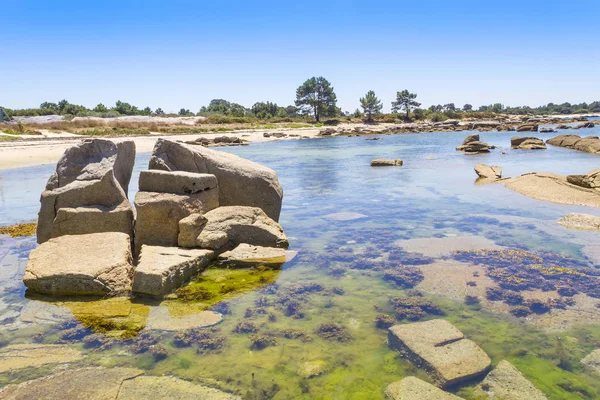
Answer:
[{"xmin": 1, "ymin": 127, "xmax": 600, "ymax": 399}]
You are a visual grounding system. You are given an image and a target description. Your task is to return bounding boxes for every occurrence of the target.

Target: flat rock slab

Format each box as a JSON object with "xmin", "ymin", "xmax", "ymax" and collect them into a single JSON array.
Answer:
[
  {"xmin": 475, "ymin": 360, "xmax": 547, "ymax": 399},
  {"xmin": 385, "ymin": 377, "xmax": 464, "ymax": 399},
  {"xmin": 133, "ymin": 246, "xmax": 214, "ymax": 297},
  {"xmin": 323, "ymin": 212, "xmax": 368, "ymax": 221},
  {"xmin": 218, "ymin": 243, "xmax": 287, "ymax": 266},
  {"xmin": 503, "ymin": 172, "xmax": 600, "ymax": 208},
  {"xmin": 582, "ymin": 349, "xmax": 600, "ymax": 373},
  {"xmin": 388, "ymin": 319, "xmax": 491, "ymax": 387},
  {"xmin": 118, "ymin": 375, "xmax": 241, "ymax": 400},
  {"xmin": 557, "ymin": 213, "xmax": 600, "ymax": 231},
  {"xmin": 24, "ymin": 232, "xmax": 134, "ymax": 295},
  {"xmin": 138, "ymin": 170, "xmax": 218, "ymax": 195},
  {"xmin": 145, "ymin": 306, "xmax": 223, "ymax": 331},
  {"xmin": 0, "ymin": 344, "xmax": 83, "ymax": 373}
]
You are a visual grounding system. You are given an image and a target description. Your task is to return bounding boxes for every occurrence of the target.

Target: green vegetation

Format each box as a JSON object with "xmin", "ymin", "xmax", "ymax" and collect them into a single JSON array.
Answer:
[
  {"xmin": 295, "ymin": 76, "xmax": 338, "ymax": 122},
  {"xmin": 359, "ymin": 90, "xmax": 383, "ymax": 122},
  {"xmin": 391, "ymin": 90, "xmax": 421, "ymax": 120},
  {"xmin": 76, "ymin": 128, "xmax": 151, "ymax": 136}
]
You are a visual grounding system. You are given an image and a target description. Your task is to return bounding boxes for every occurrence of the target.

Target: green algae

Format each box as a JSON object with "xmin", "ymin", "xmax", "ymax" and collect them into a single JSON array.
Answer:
[{"xmin": 0, "ymin": 222, "xmax": 37, "ymax": 237}]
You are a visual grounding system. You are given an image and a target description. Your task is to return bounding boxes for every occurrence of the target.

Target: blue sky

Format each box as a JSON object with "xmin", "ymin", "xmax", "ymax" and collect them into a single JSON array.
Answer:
[{"xmin": 2, "ymin": 0, "xmax": 599, "ymax": 113}]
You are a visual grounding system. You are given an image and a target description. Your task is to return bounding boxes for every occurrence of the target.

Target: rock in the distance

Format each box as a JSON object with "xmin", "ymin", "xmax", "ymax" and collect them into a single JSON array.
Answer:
[{"xmin": 370, "ymin": 159, "xmax": 403, "ymax": 167}]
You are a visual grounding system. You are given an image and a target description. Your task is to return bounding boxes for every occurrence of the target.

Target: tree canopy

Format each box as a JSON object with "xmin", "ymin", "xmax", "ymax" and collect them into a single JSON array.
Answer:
[
  {"xmin": 359, "ymin": 90, "xmax": 383, "ymax": 122},
  {"xmin": 392, "ymin": 90, "xmax": 421, "ymax": 120},
  {"xmin": 295, "ymin": 77, "xmax": 337, "ymax": 122}
]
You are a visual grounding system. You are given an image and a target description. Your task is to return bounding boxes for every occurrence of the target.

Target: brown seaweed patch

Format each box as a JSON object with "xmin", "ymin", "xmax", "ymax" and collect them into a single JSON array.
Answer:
[{"xmin": 0, "ymin": 222, "xmax": 37, "ymax": 237}]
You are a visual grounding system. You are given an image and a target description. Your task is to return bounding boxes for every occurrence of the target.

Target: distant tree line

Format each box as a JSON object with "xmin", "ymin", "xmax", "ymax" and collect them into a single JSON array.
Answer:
[{"xmin": 3, "ymin": 80, "xmax": 599, "ymax": 122}]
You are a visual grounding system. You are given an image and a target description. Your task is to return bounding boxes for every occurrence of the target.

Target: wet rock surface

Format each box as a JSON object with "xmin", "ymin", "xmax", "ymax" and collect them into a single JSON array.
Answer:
[
  {"xmin": 475, "ymin": 360, "xmax": 547, "ymax": 400},
  {"xmin": 217, "ymin": 243, "xmax": 287, "ymax": 266},
  {"xmin": 384, "ymin": 377, "xmax": 464, "ymax": 399},
  {"xmin": 388, "ymin": 319, "xmax": 491, "ymax": 387},
  {"xmin": 0, "ymin": 344, "xmax": 83, "ymax": 373},
  {"xmin": 557, "ymin": 213, "xmax": 600, "ymax": 231},
  {"xmin": 582, "ymin": 349, "xmax": 600, "ymax": 373}
]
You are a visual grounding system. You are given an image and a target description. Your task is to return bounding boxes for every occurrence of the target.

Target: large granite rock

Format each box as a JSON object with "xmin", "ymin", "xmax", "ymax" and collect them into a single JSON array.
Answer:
[
  {"xmin": 475, "ymin": 360, "xmax": 547, "ymax": 400},
  {"xmin": 461, "ymin": 134, "xmax": 479, "ymax": 145},
  {"xmin": 134, "ymin": 190, "xmax": 219, "ymax": 254},
  {"xmin": 547, "ymin": 134, "xmax": 600, "ymax": 154},
  {"xmin": 474, "ymin": 164, "xmax": 502, "ymax": 179},
  {"xmin": 456, "ymin": 135, "xmax": 492, "ymax": 153},
  {"xmin": 218, "ymin": 243, "xmax": 287, "ymax": 266},
  {"xmin": 0, "ymin": 367, "xmax": 143, "ymax": 400},
  {"xmin": 133, "ymin": 246, "xmax": 214, "ymax": 296},
  {"xmin": 511, "ymin": 136, "xmax": 546, "ymax": 150},
  {"xmin": 179, "ymin": 206, "xmax": 288, "ymax": 251},
  {"xmin": 567, "ymin": 169, "xmax": 600, "ymax": 189},
  {"xmin": 370, "ymin": 159, "xmax": 403, "ymax": 167},
  {"xmin": 0, "ymin": 344, "xmax": 83, "ymax": 373},
  {"xmin": 385, "ymin": 377, "xmax": 464, "ymax": 400},
  {"xmin": 138, "ymin": 170, "xmax": 218, "ymax": 195},
  {"xmin": 37, "ymin": 139, "xmax": 135, "ymax": 244},
  {"xmin": 388, "ymin": 319, "xmax": 491, "ymax": 387},
  {"xmin": 558, "ymin": 213, "xmax": 600, "ymax": 231},
  {"xmin": 24, "ymin": 232, "xmax": 134, "ymax": 295},
  {"xmin": 149, "ymin": 139, "xmax": 283, "ymax": 221}
]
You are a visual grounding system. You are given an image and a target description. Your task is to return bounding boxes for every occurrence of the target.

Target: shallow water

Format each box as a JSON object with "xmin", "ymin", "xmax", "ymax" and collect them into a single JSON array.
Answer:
[{"xmin": 1, "ymin": 127, "xmax": 600, "ymax": 399}]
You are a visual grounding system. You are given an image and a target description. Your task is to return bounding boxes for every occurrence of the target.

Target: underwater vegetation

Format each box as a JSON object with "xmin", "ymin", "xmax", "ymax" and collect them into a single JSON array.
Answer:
[
  {"xmin": 388, "ymin": 295, "xmax": 444, "ymax": 321},
  {"xmin": 173, "ymin": 327, "xmax": 226, "ymax": 352},
  {"xmin": 0, "ymin": 222, "xmax": 37, "ymax": 237},
  {"xmin": 315, "ymin": 323, "xmax": 352, "ymax": 342},
  {"xmin": 382, "ymin": 267, "xmax": 424, "ymax": 288}
]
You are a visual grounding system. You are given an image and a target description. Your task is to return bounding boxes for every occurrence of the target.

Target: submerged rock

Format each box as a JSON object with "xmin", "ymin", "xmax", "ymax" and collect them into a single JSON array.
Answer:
[
  {"xmin": 582, "ymin": 349, "xmax": 600, "ymax": 373},
  {"xmin": 24, "ymin": 232, "xmax": 134, "ymax": 296},
  {"xmin": 133, "ymin": 246, "xmax": 215, "ymax": 296},
  {"xmin": 0, "ymin": 344, "xmax": 83, "ymax": 373},
  {"xmin": 117, "ymin": 375, "xmax": 241, "ymax": 400},
  {"xmin": 557, "ymin": 213, "xmax": 600, "ymax": 231},
  {"xmin": 388, "ymin": 319, "xmax": 491, "ymax": 387},
  {"xmin": 370, "ymin": 159, "xmax": 403, "ymax": 167},
  {"xmin": 149, "ymin": 139, "xmax": 283, "ymax": 221},
  {"xmin": 475, "ymin": 360, "xmax": 547, "ymax": 400},
  {"xmin": 145, "ymin": 306, "xmax": 222, "ymax": 331},
  {"xmin": 474, "ymin": 164, "xmax": 502, "ymax": 179},
  {"xmin": 182, "ymin": 206, "xmax": 288, "ymax": 252},
  {"xmin": 385, "ymin": 376, "xmax": 464, "ymax": 400},
  {"xmin": 37, "ymin": 139, "xmax": 135, "ymax": 244},
  {"xmin": 218, "ymin": 243, "xmax": 287, "ymax": 266}
]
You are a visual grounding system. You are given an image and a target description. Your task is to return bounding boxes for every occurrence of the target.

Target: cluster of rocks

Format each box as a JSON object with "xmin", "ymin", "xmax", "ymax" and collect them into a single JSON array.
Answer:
[
  {"xmin": 24, "ymin": 138, "xmax": 288, "ymax": 297},
  {"xmin": 185, "ymin": 136, "xmax": 248, "ymax": 147},
  {"xmin": 456, "ymin": 134, "xmax": 494, "ymax": 153},
  {"xmin": 510, "ymin": 136, "xmax": 546, "ymax": 150},
  {"xmin": 566, "ymin": 168, "xmax": 600, "ymax": 190},
  {"xmin": 556, "ymin": 121, "xmax": 596, "ymax": 130},
  {"xmin": 385, "ymin": 319, "xmax": 547, "ymax": 399},
  {"xmin": 547, "ymin": 134, "xmax": 600, "ymax": 154}
]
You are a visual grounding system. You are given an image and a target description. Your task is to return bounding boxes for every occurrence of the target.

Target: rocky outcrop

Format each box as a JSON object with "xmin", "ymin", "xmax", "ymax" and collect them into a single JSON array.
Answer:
[
  {"xmin": 180, "ymin": 206, "xmax": 288, "ymax": 251},
  {"xmin": 558, "ymin": 213, "xmax": 600, "ymax": 231},
  {"xmin": 456, "ymin": 134, "xmax": 493, "ymax": 153},
  {"xmin": 218, "ymin": 243, "xmax": 288, "ymax": 266},
  {"xmin": 0, "ymin": 367, "xmax": 240, "ymax": 400},
  {"xmin": 149, "ymin": 139, "xmax": 283, "ymax": 221},
  {"xmin": 474, "ymin": 164, "xmax": 502, "ymax": 179},
  {"xmin": 516, "ymin": 124, "xmax": 538, "ymax": 132},
  {"xmin": 388, "ymin": 319, "xmax": 491, "ymax": 387},
  {"xmin": 547, "ymin": 134, "xmax": 600, "ymax": 154},
  {"xmin": 475, "ymin": 360, "xmax": 547, "ymax": 400},
  {"xmin": 503, "ymin": 172, "xmax": 600, "ymax": 207},
  {"xmin": 540, "ymin": 127, "xmax": 555, "ymax": 133},
  {"xmin": 511, "ymin": 136, "xmax": 546, "ymax": 150},
  {"xmin": 37, "ymin": 139, "xmax": 135, "ymax": 244},
  {"xmin": 567, "ymin": 169, "xmax": 600, "ymax": 189},
  {"xmin": 133, "ymin": 246, "xmax": 214, "ymax": 296},
  {"xmin": 385, "ymin": 377, "xmax": 464, "ymax": 400},
  {"xmin": 370, "ymin": 159, "xmax": 403, "ymax": 166},
  {"xmin": 574, "ymin": 121, "xmax": 595, "ymax": 129},
  {"xmin": 24, "ymin": 232, "xmax": 134, "ymax": 295}
]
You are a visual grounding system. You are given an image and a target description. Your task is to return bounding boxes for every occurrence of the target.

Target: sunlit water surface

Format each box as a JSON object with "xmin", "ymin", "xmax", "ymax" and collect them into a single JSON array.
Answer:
[{"xmin": 1, "ymin": 126, "xmax": 600, "ymax": 399}]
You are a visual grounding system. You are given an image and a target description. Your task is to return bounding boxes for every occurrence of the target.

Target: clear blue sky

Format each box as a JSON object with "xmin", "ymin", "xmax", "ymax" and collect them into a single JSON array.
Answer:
[{"xmin": 2, "ymin": 0, "xmax": 599, "ymax": 113}]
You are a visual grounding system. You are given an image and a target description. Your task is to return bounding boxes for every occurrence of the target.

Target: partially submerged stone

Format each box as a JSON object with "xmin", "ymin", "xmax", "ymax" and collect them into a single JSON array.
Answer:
[
  {"xmin": 145, "ymin": 306, "xmax": 222, "ymax": 331},
  {"xmin": 384, "ymin": 377, "xmax": 464, "ymax": 400},
  {"xmin": 117, "ymin": 375, "xmax": 241, "ymax": 400},
  {"xmin": 547, "ymin": 134, "xmax": 600, "ymax": 154},
  {"xmin": 474, "ymin": 164, "xmax": 502, "ymax": 179},
  {"xmin": 134, "ymin": 190, "xmax": 219, "ymax": 254},
  {"xmin": 149, "ymin": 139, "xmax": 283, "ymax": 221},
  {"xmin": 516, "ymin": 124, "xmax": 538, "ymax": 132},
  {"xmin": 370, "ymin": 159, "xmax": 403, "ymax": 167},
  {"xmin": 37, "ymin": 139, "xmax": 135, "ymax": 244},
  {"xmin": 581, "ymin": 349, "xmax": 600, "ymax": 373},
  {"xmin": 557, "ymin": 213, "xmax": 600, "ymax": 231},
  {"xmin": 323, "ymin": 212, "xmax": 368, "ymax": 221},
  {"xmin": 456, "ymin": 141, "xmax": 491, "ymax": 153},
  {"xmin": 511, "ymin": 136, "xmax": 546, "ymax": 150},
  {"xmin": 566, "ymin": 168, "xmax": 600, "ymax": 189},
  {"xmin": 0, "ymin": 344, "xmax": 83, "ymax": 373},
  {"xmin": 474, "ymin": 360, "xmax": 547, "ymax": 400},
  {"xmin": 388, "ymin": 319, "xmax": 491, "ymax": 387},
  {"xmin": 180, "ymin": 206, "xmax": 288, "ymax": 252},
  {"xmin": 24, "ymin": 232, "xmax": 134, "ymax": 295},
  {"xmin": 218, "ymin": 243, "xmax": 287, "ymax": 266},
  {"xmin": 133, "ymin": 246, "xmax": 215, "ymax": 297},
  {"xmin": 138, "ymin": 170, "xmax": 218, "ymax": 195}
]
